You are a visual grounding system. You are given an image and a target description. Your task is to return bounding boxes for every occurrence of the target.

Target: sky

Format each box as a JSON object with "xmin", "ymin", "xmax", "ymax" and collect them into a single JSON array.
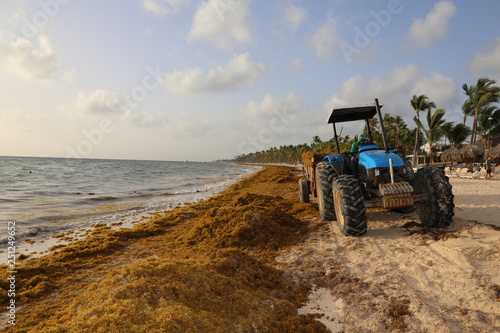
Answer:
[{"xmin": 0, "ymin": 0, "xmax": 499, "ymax": 161}]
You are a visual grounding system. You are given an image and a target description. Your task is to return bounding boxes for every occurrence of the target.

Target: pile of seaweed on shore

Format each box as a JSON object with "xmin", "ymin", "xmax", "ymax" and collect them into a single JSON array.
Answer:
[{"xmin": 1, "ymin": 166, "xmax": 329, "ymax": 332}]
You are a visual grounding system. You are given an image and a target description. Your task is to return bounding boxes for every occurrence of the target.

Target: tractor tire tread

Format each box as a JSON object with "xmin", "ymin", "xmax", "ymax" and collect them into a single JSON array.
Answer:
[
  {"xmin": 412, "ymin": 167, "xmax": 454, "ymax": 228},
  {"xmin": 333, "ymin": 175, "xmax": 367, "ymax": 236},
  {"xmin": 316, "ymin": 162, "xmax": 336, "ymax": 221}
]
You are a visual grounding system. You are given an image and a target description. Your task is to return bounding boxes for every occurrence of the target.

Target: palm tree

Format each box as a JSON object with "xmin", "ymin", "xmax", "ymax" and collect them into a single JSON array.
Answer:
[
  {"xmin": 404, "ymin": 128, "xmax": 422, "ymax": 155},
  {"xmin": 476, "ymin": 106, "xmax": 499, "ymax": 148},
  {"xmin": 383, "ymin": 113, "xmax": 409, "ymax": 148},
  {"xmin": 410, "ymin": 95, "xmax": 436, "ymax": 165},
  {"xmin": 383, "ymin": 113, "xmax": 395, "ymax": 145},
  {"xmin": 462, "ymin": 77, "xmax": 500, "ymax": 144},
  {"xmin": 442, "ymin": 123, "xmax": 471, "ymax": 148},
  {"xmin": 312, "ymin": 135, "xmax": 322, "ymax": 144},
  {"xmin": 413, "ymin": 108, "xmax": 450, "ymax": 162}
]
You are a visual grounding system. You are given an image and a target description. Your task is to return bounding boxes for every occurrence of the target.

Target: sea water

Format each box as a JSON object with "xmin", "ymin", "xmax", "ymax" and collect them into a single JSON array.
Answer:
[{"xmin": 0, "ymin": 156, "xmax": 259, "ymax": 244}]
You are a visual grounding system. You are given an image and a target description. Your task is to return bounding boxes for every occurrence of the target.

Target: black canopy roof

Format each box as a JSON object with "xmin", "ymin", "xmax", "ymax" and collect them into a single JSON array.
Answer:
[{"xmin": 327, "ymin": 104, "xmax": 382, "ymax": 124}]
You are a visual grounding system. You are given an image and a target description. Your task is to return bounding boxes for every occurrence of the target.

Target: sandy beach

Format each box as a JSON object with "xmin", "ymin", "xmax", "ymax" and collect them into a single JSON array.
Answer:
[
  {"xmin": 281, "ymin": 174, "xmax": 500, "ymax": 332},
  {"xmin": 2, "ymin": 166, "xmax": 499, "ymax": 332},
  {"xmin": 448, "ymin": 177, "xmax": 500, "ymax": 227}
]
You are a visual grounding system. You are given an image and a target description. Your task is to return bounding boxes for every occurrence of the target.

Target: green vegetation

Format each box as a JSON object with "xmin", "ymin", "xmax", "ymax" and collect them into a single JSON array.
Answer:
[
  {"xmin": 413, "ymin": 108, "xmax": 450, "ymax": 163},
  {"xmin": 462, "ymin": 77, "xmax": 500, "ymax": 145},
  {"xmin": 235, "ymin": 78, "xmax": 500, "ymax": 164},
  {"xmin": 410, "ymin": 95, "xmax": 436, "ymax": 165},
  {"xmin": 234, "ymin": 115, "xmax": 420, "ymax": 164},
  {"xmin": 442, "ymin": 123, "xmax": 472, "ymax": 148},
  {"xmin": 234, "ymin": 140, "xmax": 343, "ymax": 164}
]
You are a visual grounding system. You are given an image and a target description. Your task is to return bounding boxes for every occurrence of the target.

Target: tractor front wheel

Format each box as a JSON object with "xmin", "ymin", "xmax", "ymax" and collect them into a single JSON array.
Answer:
[
  {"xmin": 332, "ymin": 175, "xmax": 367, "ymax": 236},
  {"xmin": 412, "ymin": 167, "xmax": 454, "ymax": 228}
]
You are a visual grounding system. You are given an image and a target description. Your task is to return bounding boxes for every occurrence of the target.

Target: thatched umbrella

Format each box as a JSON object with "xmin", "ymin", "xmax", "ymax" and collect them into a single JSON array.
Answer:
[
  {"xmin": 457, "ymin": 144, "xmax": 484, "ymax": 162},
  {"xmin": 441, "ymin": 147, "xmax": 460, "ymax": 162},
  {"xmin": 485, "ymin": 144, "xmax": 500, "ymax": 160}
]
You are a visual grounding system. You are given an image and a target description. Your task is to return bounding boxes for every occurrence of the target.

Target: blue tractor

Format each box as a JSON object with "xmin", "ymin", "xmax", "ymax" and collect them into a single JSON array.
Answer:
[{"xmin": 299, "ymin": 98, "xmax": 454, "ymax": 236}]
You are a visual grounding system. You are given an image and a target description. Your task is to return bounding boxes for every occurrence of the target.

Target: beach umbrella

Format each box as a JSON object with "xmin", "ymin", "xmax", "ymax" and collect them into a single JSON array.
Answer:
[
  {"xmin": 457, "ymin": 144, "xmax": 484, "ymax": 162},
  {"xmin": 485, "ymin": 144, "xmax": 500, "ymax": 160},
  {"xmin": 441, "ymin": 147, "xmax": 460, "ymax": 162}
]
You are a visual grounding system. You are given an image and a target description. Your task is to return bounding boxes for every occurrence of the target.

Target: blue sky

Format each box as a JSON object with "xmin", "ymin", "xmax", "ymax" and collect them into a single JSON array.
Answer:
[{"xmin": 0, "ymin": 0, "xmax": 499, "ymax": 161}]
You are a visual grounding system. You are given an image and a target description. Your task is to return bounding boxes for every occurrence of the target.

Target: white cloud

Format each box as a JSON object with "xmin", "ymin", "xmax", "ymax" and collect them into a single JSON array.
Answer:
[
  {"xmin": 407, "ymin": 0, "xmax": 456, "ymax": 48},
  {"xmin": 284, "ymin": 4, "xmax": 306, "ymax": 31},
  {"xmin": 236, "ymin": 92, "xmax": 325, "ymax": 152},
  {"xmin": 0, "ymin": 31, "xmax": 74, "ymax": 82},
  {"xmin": 162, "ymin": 53, "xmax": 265, "ymax": 94},
  {"xmin": 243, "ymin": 91, "xmax": 302, "ymax": 120},
  {"xmin": 469, "ymin": 37, "xmax": 500, "ymax": 77},
  {"xmin": 327, "ymin": 65, "xmax": 420, "ymax": 109},
  {"xmin": 412, "ymin": 72, "xmax": 459, "ymax": 110},
  {"xmin": 73, "ymin": 90, "xmax": 127, "ymax": 115},
  {"xmin": 325, "ymin": 65, "xmax": 459, "ymax": 125},
  {"xmin": 141, "ymin": 0, "xmax": 189, "ymax": 16},
  {"xmin": 71, "ymin": 90, "xmax": 169, "ymax": 128},
  {"xmin": 170, "ymin": 115, "xmax": 214, "ymax": 137},
  {"xmin": 310, "ymin": 15, "xmax": 341, "ymax": 58},
  {"xmin": 122, "ymin": 110, "xmax": 168, "ymax": 127},
  {"xmin": 187, "ymin": 0, "xmax": 253, "ymax": 50}
]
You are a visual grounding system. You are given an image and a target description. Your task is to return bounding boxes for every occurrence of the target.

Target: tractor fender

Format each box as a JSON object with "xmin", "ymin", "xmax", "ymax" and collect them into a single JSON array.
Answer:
[{"xmin": 324, "ymin": 154, "xmax": 343, "ymax": 176}]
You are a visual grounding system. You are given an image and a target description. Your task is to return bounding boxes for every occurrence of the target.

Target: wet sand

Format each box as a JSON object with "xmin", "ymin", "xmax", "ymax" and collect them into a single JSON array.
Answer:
[{"xmin": 1, "ymin": 165, "xmax": 499, "ymax": 332}]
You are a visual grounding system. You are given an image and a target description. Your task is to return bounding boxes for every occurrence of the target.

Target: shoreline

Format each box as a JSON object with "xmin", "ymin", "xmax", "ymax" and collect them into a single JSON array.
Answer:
[
  {"xmin": 2, "ymin": 165, "xmax": 499, "ymax": 332},
  {"xmin": 2, "ymin": 165, "xmax": 327, "ymax": 332},
  {"xmin": 1, "ymin": 164, "xmax": 262, "ymax": 262}
]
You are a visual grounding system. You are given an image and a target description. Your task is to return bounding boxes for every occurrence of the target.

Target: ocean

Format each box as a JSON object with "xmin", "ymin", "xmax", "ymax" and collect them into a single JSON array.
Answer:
[{"xmin": 0, "ymin": 156, "xmax": 260, "ymax": 245}]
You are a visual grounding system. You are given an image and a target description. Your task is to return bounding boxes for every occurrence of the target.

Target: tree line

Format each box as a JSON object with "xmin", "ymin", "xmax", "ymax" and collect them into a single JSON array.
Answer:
[{"xmin": 234, "ymin": 77, "xmax": 500, "ymax": 164}]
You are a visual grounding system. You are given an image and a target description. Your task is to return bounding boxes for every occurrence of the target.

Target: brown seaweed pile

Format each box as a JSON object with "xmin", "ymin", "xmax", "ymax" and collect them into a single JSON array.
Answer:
[
  {"xmin": 301, "ymin": 152, "xmax": 328, "ymax": 167},
  {"xmin": 1, "ymin": 166, "xmax": 328, "ymax": 332}
]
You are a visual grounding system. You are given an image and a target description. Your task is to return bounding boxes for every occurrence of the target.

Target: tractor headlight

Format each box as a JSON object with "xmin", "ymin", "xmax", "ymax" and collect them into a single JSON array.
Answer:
[{"xmin": 374, "ymin": 169, "xmax": 380, "ymax": 176}]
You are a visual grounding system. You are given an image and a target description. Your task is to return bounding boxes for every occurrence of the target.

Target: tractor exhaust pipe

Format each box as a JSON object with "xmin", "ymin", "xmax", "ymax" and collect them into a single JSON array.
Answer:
[
  {"xmin": 374, "ymin": 98, "xmax": 390, "ymax": 153},
  {"xmin": 389, "ymin": 158, "xmax": 394, "ymax": 183}
]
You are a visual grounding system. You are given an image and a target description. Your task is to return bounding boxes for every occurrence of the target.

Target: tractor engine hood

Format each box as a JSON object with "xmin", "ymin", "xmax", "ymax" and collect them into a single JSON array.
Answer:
[{"xmin": 359, "ymin": 149, "xmax": 405, "ymax": 169}]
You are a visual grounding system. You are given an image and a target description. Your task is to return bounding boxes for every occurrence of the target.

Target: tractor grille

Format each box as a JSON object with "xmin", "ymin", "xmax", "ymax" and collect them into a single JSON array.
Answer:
[
  {"xmin": 365, "ymin": 166, "xmax": 410, "ymax": 187},
  {"xmin": 379, "ymin": 182, "xmax": 414, "ymax": 209}
]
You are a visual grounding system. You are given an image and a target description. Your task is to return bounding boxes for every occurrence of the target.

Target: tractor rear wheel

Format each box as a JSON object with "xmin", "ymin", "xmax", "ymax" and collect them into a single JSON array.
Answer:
[
  {"xmin": 315, "ymin": 162, "xmax": 336, "ymax": 221},
  {"xmin": 298, "ymin": 178, "xmax": 310, "ymax": 203},
  {"xmin": 332, "ymin": 175, "xmax": 367, "ymax": 236},
  {"xmin": 412, "ymin": 167, "xmax": 454, "ymax": 228}
]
